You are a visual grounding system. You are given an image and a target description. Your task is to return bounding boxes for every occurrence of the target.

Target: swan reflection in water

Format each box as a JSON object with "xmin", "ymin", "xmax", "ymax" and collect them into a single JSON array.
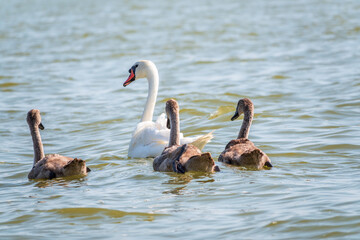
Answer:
[{"xmin": 162, "ymin": 172, "xmax": 216, "ymax": 195}]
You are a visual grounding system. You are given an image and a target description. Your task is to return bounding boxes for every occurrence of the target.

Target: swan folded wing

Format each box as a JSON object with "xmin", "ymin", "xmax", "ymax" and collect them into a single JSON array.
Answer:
[
  {"xmin": 28, "ymin": 154, "xmax": 87, "ymax": 179},
  {"xmin": 128, "ymin": 121, "xmax": 171, "ymax": 158},
  {"xmin": 219, "ymin": 141, "xmax": 271, "ymax": 169},
  {"xmin": 153, "ymin": 145, "xmax": 179, "ymax": 171},
  {"xmin": 153, "ymin": 145, "xmax": 189, "ymax": 172},
  {"xmin": 28, "ymin": 154, "xmax": 66, "ymax": 179},
  {"xmin": 130, "ymin": 142, "xmax": 166, "ymax": 158},
  {"xmin": 153, "ymin": 145, "xmax": 216, "ymax": 173},
  {"xmin": 130, "ymin": 121, "xmax": 170, "ymax": 146}
]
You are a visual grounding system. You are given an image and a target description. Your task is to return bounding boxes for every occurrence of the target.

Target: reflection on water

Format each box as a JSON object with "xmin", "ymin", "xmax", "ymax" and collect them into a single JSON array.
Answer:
[
  {"xmin": 32, "ymin": 176, "xmax": 88, "ymax": 188},
  {"xmin": 43, "ymin": 208, "xmax": 164, "ymax": 222},
  {"xmin": 1, "ymin": 0, "xmax": 360, "ymax": 239},
  {"xmin": 162, "ymin": 172, "xmax": 215, "ymax": 195}
]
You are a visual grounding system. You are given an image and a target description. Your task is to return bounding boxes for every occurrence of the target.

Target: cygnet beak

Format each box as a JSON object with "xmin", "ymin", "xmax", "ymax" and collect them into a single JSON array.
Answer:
[
  {"xmin": 166, "ymin": 117, "xmax": 170, "ymax": 129},
  {"xmin": 231, "ymin": 110, "xmax": 239, "ymax": 121},
  {"xmin": 39, "ymin": 122, "xmax": 45, "ymax": 130}
]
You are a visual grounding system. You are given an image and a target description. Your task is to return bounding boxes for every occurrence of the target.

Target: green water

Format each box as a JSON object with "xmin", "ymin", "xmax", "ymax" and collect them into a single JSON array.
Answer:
[{"xmin": 1, "ymin": 0, "xmax": 360, "ymax": 239}]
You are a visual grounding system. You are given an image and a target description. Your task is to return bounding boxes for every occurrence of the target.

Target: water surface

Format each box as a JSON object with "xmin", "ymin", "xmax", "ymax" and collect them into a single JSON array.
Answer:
[{"xmin": 1, "ymin": 0, "xmax": 360, "ymax": 239}]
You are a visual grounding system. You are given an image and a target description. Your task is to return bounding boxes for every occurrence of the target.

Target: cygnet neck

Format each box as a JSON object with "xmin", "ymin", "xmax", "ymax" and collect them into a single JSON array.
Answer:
[
  {"xmin": 238, "ymin": 108, "xmax": 253, "ymax": 139},
  {"xmin": 167, "ymin": 104, "xmax": 180, "ymax": 147},
  {"xmin": 29, "ymin": 124, "xmax": 45, "ymax": 165}
]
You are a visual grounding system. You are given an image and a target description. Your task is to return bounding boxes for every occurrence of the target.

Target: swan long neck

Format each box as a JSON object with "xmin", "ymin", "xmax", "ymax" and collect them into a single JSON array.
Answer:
[
  {"xmin": 169, "ymin": 108, "xmax": 180, "ymax": 147},
  {"xmin": 141, "ymin": 67, "xmax": 159, "ymax": 122},
  {"xmin": 30, "ymin": 125, "xmax": 45, "ymax": 165},
  {"xmin": 238, "ymin": 109, "xmax": 253, "ymax": 139}
]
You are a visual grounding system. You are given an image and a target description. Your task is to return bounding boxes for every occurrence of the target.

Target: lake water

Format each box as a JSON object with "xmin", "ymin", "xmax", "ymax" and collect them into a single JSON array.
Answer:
[{"xmin": 1, "ymin": 0, "xmax": 360, "ymax": 239}]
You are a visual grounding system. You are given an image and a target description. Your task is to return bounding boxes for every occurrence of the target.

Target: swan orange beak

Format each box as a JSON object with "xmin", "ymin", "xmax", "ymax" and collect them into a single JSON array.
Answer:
[{"xmin": 123, "ymin": 69, "xmax": 136, "ymax": 87}]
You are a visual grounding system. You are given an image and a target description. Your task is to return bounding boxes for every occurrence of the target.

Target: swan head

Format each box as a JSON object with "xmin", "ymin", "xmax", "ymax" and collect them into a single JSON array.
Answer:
[
  {"xmin": 123, "ymin": 60, "xmax": 157, "ymax": 87},
  {"xmin": 27, "ymin": 109, "xmax": 45, "ymax": 130},
  {"xmin": 231, "ymin": 98, "xmax": 254, "ymax": 121}
]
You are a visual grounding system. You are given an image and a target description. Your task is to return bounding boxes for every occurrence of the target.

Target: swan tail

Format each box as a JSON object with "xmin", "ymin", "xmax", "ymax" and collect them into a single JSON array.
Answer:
[
  {"xmin": 189, "ymin": 131, "xmax": 214, "ymax": 150},
  {"xmin": 185, "ymin": 152, "xmax": 216, "ymax": 172},
  {"xmin": 63, "ymin": 158, "xmax": 87, "ymax": 176}
]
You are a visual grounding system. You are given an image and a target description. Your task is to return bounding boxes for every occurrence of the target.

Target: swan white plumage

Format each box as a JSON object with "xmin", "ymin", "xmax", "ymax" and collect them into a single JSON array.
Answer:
[{"xmin": 123, "ymin": 60, "xmax": 213, "ymax": 158}]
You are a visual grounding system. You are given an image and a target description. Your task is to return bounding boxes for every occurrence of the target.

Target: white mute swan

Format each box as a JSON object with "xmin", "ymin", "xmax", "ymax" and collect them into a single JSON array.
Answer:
[
  {"xmin": 153, "ymin": 99, "xmax": 220, "ymax": 173},
  {"xmin": 218, "ymin": 98, "xmax": 272, "ymax": 169},
  {"xmin": 27, "ymin": 109, "xmax": 91, "ymax": 179},
  {"xmin": 123, "ymin": 60, "xmax": 213, "ymax": 158}
]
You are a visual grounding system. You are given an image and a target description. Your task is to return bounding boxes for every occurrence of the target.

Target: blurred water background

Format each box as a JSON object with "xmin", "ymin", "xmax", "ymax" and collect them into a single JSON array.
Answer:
[{"xmin": 1, "ymin": 0, "xmax": 360, "ymax": 239}]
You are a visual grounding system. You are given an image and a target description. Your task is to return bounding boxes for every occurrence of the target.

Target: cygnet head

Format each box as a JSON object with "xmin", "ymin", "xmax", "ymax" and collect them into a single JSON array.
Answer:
[
  {"xmin": 27, "ymin": 109, "xmax": 45, "ymax": 130},
  {"xmin": 231, "ymin": 98, "xmax": 254, "ymax": 121},
  {"xmin": 123, "ymin": 60, "xmax": 157, "ymax": 87}
]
